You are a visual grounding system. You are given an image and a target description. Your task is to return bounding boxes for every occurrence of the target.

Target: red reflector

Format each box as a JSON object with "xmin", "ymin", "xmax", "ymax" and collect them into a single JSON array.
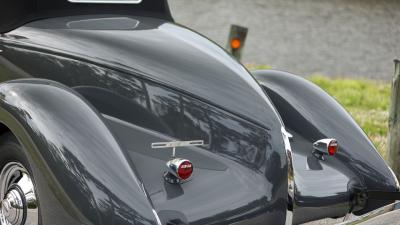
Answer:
[
  {"xmin": 178, "ymin": 161, "xmax": 193, "ymax": 180},
  {"xmin": 328, "ymin": 140, "xmax": 338, "ymax": 155}
]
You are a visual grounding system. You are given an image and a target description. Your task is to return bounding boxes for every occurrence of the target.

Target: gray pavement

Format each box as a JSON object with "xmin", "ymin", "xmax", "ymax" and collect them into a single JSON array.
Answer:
[
  {"xmin": 303, "ymin": 218, "xmax": 343, "ymax": 225},
  {"xmin": 358, "ymin": 209, "xmax": 400, "ymax": 225},
  {"xmin": 168, "ymin": 0, "xmax": 400, "ymax": 80}
]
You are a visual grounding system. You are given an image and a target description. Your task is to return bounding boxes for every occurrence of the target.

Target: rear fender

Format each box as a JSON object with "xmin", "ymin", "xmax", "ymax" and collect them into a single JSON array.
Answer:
[
  {"xmin": 253, "ymin": 70, "xmax": 398, "ymax": 224},
  {"xmin": 0, "ymin": 79, "xmax": 159, "ymax": 225}
]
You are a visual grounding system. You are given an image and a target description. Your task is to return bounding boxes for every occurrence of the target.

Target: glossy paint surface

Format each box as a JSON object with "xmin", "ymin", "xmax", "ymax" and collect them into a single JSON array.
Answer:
[
  {"xmin": 1, "ymin": 15, "xmax": 280, "ymax": 128},
  {"xmin": 0, "ymin": 80, "xmax": 160, "ymax": 225},
  {"xmin": 0, "ymin": 13, "xmax": 396, "ymax": 225},
  {"xmin": 254, "ymin": 70, "xmax": 398, "ymax": 223},
  {"xmin": 0, "ymin": 0, "xmax": 173, "ymax": 33},
  {"xmin": 0, "ymin": 16, "xmax": 289, "ymax": 224}
]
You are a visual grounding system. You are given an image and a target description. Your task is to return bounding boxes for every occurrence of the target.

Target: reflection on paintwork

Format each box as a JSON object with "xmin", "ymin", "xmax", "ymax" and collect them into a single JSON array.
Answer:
[
  {"xmin": 0, "ymin": 82, "xmax": 158, "ymax": 225},
  {"xmin": 0, "ymin": 39, "xmax": 288, "ymax": 225},
  {"xmin": 1, "ymin": 15, "xmax": 282, "ymax": 128},
  {"xmin": 255, "ymin": 71, "xmax": 397, "ymax": 193},
  {"xmin": 1, "ymin": 46, "xmax": 273, "ymax": 171},
  {"xmin": 0, "ymin": 13, "xmax": 398, "ymax": 225},
  {"xmin": 146, "ymin": 83, "xmax": 271, "ymax": 170},
  {"xmin": 0, "ymin": 46, "xmax": 288, "ymax": 224},
  {"xmin": 255, "ymin": 70, "xmax": 398, "ymax": 223},
  {"xmin": 0, "ymin": 15, "xmax": 289, "ymax": 225},
  {"xmin": 294, "ymin": 153, "xmax": 349, "ymax": 198}
]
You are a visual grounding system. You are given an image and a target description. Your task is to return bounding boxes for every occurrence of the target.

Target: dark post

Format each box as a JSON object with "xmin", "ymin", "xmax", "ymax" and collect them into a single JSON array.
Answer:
[
  {"xmin": 227, "ymin": 25, "xmax": 248, "ymax": 60},
  {"xmin": 388, "ymin": 59, "xmax": 400, "ymax": 180}
]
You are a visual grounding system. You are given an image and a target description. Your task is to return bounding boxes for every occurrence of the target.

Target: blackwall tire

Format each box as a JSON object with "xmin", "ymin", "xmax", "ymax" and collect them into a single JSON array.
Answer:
[{"xmin": 0, "ymin": 133, "xmax": 40, "ymax": 225}]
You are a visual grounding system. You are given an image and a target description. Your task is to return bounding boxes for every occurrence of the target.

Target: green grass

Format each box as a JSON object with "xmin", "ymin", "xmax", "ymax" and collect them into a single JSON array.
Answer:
[
  {"xmin": 309, "ymin": 76, "xmax": 390, "ymax": 158},
  {"xmin": 245, "ymin": 63, "xmax": 273, "ymax": 70}
]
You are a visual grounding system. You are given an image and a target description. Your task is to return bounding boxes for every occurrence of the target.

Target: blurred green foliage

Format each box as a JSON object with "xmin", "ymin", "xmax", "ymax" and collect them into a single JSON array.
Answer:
[{"xmin": 245, "ymin": 64, "xmax": 272, "ymax": 70}]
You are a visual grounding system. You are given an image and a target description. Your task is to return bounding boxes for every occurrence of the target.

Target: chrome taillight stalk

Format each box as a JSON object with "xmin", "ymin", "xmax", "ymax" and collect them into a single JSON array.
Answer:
[{"xmin": 313, "ymin": 138, "xmax": 339, "ymax": 160}]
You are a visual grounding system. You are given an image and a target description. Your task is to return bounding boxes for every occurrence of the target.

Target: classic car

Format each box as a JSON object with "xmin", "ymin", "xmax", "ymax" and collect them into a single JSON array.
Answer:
[{"xmin": 0, "ymin": 0, "xmax": 399, "ymax": 225}]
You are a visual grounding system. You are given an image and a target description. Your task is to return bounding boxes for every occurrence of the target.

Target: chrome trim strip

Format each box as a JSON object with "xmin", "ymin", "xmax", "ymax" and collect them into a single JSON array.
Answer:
[
  {"xmin": 66, "ymin": 17, "xmax": 140, "ymax": 30},
  {"xmin": 338, "ymin": 201, "xmax": 400, "ymax": 225},
  {"xmin": 151, "ymin": 140, "xmax": 204, "ymax": 149},
  {"xmin": 152, "ymin": 209, "xmax": 162, "ymax": 225},
  {"xmin": 152, "ymin": 140, "xmax": 204, "ymax": 158},
  {"xmin": 388, "ymin": 166, "xmax": 400, "ymax": 191},
  {"xmin": 282, "ymin": 127, "xmax": 295, "ymax": 225},
  {"xmin": 68, "ymin": 0, "xmax": 142, "ymax": 4}
]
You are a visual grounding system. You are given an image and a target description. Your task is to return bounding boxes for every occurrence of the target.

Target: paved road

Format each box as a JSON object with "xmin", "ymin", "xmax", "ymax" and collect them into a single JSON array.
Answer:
[
  {"xmin": 169, "ymin": 0, "xmax": 400, "ymax": 80},
  {"xmin": 358, "ymin": 209, "xmax": 400, "ymax": 225}
]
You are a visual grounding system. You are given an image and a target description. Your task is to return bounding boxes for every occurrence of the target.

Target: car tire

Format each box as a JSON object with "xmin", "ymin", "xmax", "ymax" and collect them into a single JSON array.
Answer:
[{"xmin": 0, "ymin": 132, "xmax": 40, "ymax": 225}]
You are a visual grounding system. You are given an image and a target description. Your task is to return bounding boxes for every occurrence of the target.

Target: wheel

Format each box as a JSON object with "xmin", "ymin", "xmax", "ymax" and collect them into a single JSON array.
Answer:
[{"xmin": 0, "ymin": 133, "xmax": 39, "ymax": 225}]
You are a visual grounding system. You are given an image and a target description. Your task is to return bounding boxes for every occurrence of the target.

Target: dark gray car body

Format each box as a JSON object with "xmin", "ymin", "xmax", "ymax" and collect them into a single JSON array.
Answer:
[{"xmin": 0, "ymin": 1, "xmax": 398, "ymax": 225}]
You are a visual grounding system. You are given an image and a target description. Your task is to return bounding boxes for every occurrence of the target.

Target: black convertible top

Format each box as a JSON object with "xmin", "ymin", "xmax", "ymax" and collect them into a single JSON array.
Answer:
[{"xmin": 0, "ymin": 0, "xmax": 173, "ymax": 33}]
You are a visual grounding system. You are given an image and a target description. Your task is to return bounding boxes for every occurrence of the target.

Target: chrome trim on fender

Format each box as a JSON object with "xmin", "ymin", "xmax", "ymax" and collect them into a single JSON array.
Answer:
[
  {"xmin": 66, "ymin": 17, "xmax": 140, "ymax": 30},
  {"xmin": 338, "ymin": 201, "xmax": 400, "ymax": 225},
  {"xmin": 152, "ymin": 209, "xmax": 162, "ymax": 225},
  {"xmin": 282, "ymin": 127, "xmax": 295, "ymax": 225},
  {"xmin": 388, "ymin": 167, "xmax": 400, "ymax": 191},
  {"xmin": 152, "ymin": 140, "xmax": 204, "ymax": 158}
]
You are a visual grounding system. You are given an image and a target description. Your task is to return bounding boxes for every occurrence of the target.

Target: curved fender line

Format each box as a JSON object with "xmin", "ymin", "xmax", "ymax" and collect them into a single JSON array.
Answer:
[
  {"xmin": 0, "ymin": 78, "xmax": 160, "ymax": 225},
  {"xmin": 254, "ymin": 69, "xmax": 399, "ymax": 219},
  {"xmin": 282, "ymin": 127, "xmax": 295, "ymax": 225}
]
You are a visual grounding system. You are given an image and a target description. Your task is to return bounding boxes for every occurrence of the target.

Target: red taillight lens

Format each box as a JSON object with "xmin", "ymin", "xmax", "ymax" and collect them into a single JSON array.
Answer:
[
  {"xmin": 178, "ymin": 161, "xmax": 193, "ymax": 180},
  {"xmin": 328, "ymin": 140, "xmax": 338, "ymax": 155}
]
